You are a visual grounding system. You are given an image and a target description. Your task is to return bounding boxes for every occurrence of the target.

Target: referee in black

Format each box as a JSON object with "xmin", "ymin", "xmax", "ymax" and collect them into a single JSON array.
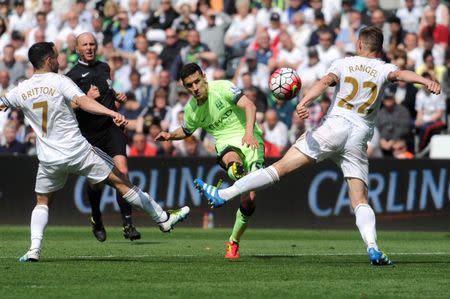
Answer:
[{"xmin": 67, "ymin": 32, "xmax": 141, "ymax": 241}]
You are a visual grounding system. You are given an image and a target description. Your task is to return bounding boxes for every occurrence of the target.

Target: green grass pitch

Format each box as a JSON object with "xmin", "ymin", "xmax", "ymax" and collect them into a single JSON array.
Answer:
[{"xmin": 1, "ymin": 226, "xmax": 449, "ymax": 298}]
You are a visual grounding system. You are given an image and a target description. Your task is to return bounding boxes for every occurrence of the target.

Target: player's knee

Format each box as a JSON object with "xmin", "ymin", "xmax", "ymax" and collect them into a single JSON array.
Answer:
[
  {"xmin": 227, "ymin": 162, "xmax": 247, "ymax": 181},
  {"xmin": 239, "ymin": 203, "xmax": 255, "ymax": 216}
]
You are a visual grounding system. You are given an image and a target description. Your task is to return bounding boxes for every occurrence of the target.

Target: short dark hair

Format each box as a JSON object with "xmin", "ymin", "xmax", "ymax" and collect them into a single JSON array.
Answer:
[
  {"xmin": 28, "ymin": 42, "xmax": 55, "ymax": 69},
  {"xmin": 180, "ymin": 63, "xmax": 203, "ymax": 81},
  {"xmin": 358, "ymin": 26, "xmax": 383, "ymax": 53}
]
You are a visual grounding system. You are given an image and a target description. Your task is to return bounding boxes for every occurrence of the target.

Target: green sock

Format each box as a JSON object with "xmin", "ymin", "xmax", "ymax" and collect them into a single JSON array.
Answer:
[{"xmin": 229, "ymin": 209, "xmax": 250, "ymax": 243}]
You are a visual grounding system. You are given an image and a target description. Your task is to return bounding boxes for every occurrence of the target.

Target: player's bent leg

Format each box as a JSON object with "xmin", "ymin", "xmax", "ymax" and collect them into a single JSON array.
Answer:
[
  {"xmin": 195, "ymin": 146, "xmax": 313, "ymax": 207},
  {"xmin": 105, "ymin": 167, "xmax": 190, "ymax": 232},
  {"xmin": 113, "ymin": 155, "xmax": 141, "ymax": 241},
  {"xmin": 20, "ymin": 193, "xmax": 53, "ymax": 262},
  {"xmin": 347, "ymin": 178, "xmax": 393, "ymax": 266},
  {"xmin": 226, "ymin": 192, "xmax": 256, "ymax": 259}
]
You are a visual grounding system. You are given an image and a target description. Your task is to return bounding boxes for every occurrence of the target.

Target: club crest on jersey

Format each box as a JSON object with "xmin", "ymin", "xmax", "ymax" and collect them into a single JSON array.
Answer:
[
  {"xmin": 215, "ymin": 100, "xmax": 224, "ymax": 110},
  {"xmin": 107, "ymin": 79, "xmax": 112, "ymax": 89}
]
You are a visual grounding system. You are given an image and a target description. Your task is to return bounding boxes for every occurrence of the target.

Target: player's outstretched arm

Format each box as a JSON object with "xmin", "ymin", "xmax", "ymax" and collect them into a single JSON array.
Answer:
[
  {"xmin": 73, "ymin": 95, "xmax": 127, "ymax": 126},
  {"xmin": 388, "ymin": 70, "xmax": 441, "ymax": 94},
  {"xmin": 237, "ymin": 95, "xmax": 259, "ymax": 149},
  {"xmin": 155, "ymin": 127, "xmax": 188, "ymax": 141},
  {"xmin": 296, "ymin": 73, "xmax": 338, "ymax": 119}
]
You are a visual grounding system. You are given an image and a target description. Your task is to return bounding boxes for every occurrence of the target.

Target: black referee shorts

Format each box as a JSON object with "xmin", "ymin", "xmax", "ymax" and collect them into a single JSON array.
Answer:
[{"xmin": 86, "ymin": 125, "xmax": 127, "ymax": 157}]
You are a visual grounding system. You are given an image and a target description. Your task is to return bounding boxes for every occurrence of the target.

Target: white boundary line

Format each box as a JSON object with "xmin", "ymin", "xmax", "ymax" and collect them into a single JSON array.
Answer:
[{"xmin": 1, "ymin": 252, "xmax": 449, "ymax": 259}]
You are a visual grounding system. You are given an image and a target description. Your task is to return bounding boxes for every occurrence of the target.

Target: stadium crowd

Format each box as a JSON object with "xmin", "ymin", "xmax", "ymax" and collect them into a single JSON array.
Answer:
[{"xmin": 0, "ymin": 0, "xmax": 448, "ymax": 159}]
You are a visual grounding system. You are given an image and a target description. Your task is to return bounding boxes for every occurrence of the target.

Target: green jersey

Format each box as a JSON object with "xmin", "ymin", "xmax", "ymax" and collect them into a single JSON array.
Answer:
[
  {"xmin": 182, "ymin": 80, "xmax": 264, "ymax": 173},
  {"xmin": 182, "ymin": 80, "xmax": 263, "ymax": 140}
]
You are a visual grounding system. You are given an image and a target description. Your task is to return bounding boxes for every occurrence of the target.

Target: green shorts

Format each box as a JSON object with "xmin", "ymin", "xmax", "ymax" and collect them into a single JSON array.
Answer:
[{"xmin": 215, "ymin": 135, "xmax": 265, "ymax": 173}]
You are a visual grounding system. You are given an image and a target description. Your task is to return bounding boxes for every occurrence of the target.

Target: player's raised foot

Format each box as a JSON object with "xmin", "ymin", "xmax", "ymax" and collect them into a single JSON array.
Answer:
[
  {"xmin": 193, "ymin": 178, "xmax": 225, "ymax": 208},
  {"xmin": 158, "ymin": 206, "xmax": 190, "ymax": 233},
  {"xmin": 90, "ymin": 217, "xmax": 106, "ymax": 242},
  {"xmin": 123, "ymin": 224, "xmax": 141, "ymax": 241},
  {"xmin": 368, "ymin": 248, "xmax": 394, "ymax": 266},
  {"xmin": 19, "ymin": 248, "xmax": 40, "ymax": 262},
  {"xmin": 224, "ymin": 241, "xmax": 240, "ymax": 259}
]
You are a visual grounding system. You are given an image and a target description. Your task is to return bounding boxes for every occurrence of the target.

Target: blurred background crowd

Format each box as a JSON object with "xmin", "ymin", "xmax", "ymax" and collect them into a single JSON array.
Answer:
[{"xmin": 0, "ymin": 0, "xmax": 448, "ymax": 160}]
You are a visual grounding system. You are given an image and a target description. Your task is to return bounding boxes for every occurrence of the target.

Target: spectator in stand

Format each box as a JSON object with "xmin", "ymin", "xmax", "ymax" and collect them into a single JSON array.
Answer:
[
  {"xmin": 74, "ymin": 0, "xmax": 92, "ymax": 32},
  {"xmin": 10, "ymin": 31, "xmax": 27, "ymax": 62},
  {"xmin": 128, "ymin": 132, "xmax": 158, "ymax": 157},
  {"xmin": 167, "ymin": 86, "xmax": 190, "ymax": 132},
  {"xmin": 287, "ymin": 12, "xmax": 312, "ymax": 50},
  {"xmin": 172, "ymin": 3, "xmax": 196, "ymax": 41},
  {"xmin": 416, "ymin": 49, "xmax": 446, "ymax": 84},
  {"xmin": 140, "ymin": 87, "xmax": 172, "ymax": 132},
  {"xmin": 423, "ymin": 0, "xmax": 449, "ymax": 27},
  {"xmin": 110, "ymin": 53, "xmax": 131, "ymax": 93},
  {"xmin": 39, "ymin": 0, "xmax": 61, "ymax": 30},
  {"xmin": 90, "ymin": 13, "xmax": 104, "ymax": 47},
  {"xmin": 146, "ymin": 0, "xmax": 178, "ymax": 43},
  {"xmin": 112, "ymin": 11, "xmax": 138, "ymax": 53},
  {"xmin": 419, "ymin": 31, "xmax": 445, "ymax": 67},
  {"xmin": 233, "ymin": 50, "xmax": 270, "ymax": 93},
  {"xmin": 159, "ymin": 28, "xmax": 184, "ymax": 71},
  {"xmin": 377, "ymin": 93, "xmax": 413, "ymax": 156},
  {"xmin": 0, "ymin": 17, "xmax": 9, "ymax": 56},
  {"xmin": 171, "ymin": 29, "xmax": 212, "ymax": 80},
  {"xmin": 132, "ymin": 34, "xmax": 149, "ymax": 75},
  {"xmin": 335, "ymin": 9, "xmax": 365, "ymax": 55},
  {"xmin": 370, "ymin": 9, "xmax": 391, "ymax": 52},
  {"xmin": 127, "ymin": 70, "xmax": 150, "ymax": 110},
  {"xmin": 0, "ymin": 1, "xmax": 10, "ymax": 20},
  {"xmin": 0, "ymin": 70, "xmax": 12, "ymax": 95},
  {"xmin": 60, "ymin": 33, "xmax": 78, "ymax": 68},
  {"xmin": 7, "ymin": 108, "xmax": 27, "ymax": 143},
  {"xmin": 387, "ymin": 16, "xmax": 406, "ymax": 54},
  {"xmin": 404, "ymin": 32, "xmax": 423, "ymax": 69},
  {"xmin": 0, "ymin": 44, "xmax": 26, "ymax": 84},
  {"xmin": 396, "ymin": 0, "xmax": 422, "ymax": 33},
  {"xmin": 297, "ymin": 47, "xmax": 326, "ymax": 88},
  {"xmin": 120, "ymin": 91, "xmax": 143, "ymax": 122},
  {"xmin": 27, "ymin": 11, "xmax": 58, "ymax": 48},
  {"xmin": 256, "ymin": 0, "xmax": 283, "ymax": 28},
  {"xmin": 0, "ymin": 121, "xmax": 26, "ymax": 154},
  {"xmin": 315, "ymin": 29, "xmax": 342, "ymax": 68},
  {"xmin": 281, "ymin": 0, "xmax": 311, "ymax": 24},
  {"xmin": 263, "ymin": 109, "xmax": 289, "ymax": 153},
  {"xmin": 127, "ymin": 0, "xmax": 147, "ymax": 33},
  {"xmin": 420, "ymin": 9, "xmax": 449, "ymax": 49},
  {"xmin": 288, "ymin": 110, "xmax": 305, "ymax": 146},
  {"xmin": 415, "ymin": 72, "xmax": 447, "ymax": 152},
  {"xmin": 55, "ymin": 10, "xmax": 84, "ymax": 50},
  {"xmin": 180, "ymin": 135, "xmax": 210, "ymax": 157},
  {"xmin": 149, "ymin": 70, "xmax": 178, "ymax": 107},
  {"xmin": 329, "ymin": 0, "xmax": 354, "ymax": 34},
  {"xmin": 308, "ymin": 11, "xmax": 333, "ymax": 47},
  {"xmin": 139, "ymin": 50, "xmax": 162, "ymax": 88},
  {"xmin": 275, "ymin": 30, "xmax": 305, "ymax": 71},
  {"xmin": 200, "ymin": 9, "xmax": 230, "ymax": 67},
  {"xmin": 392, "ymin": 139, "xmax": 415, "ymax": 159},
  {"xmin": 224, "ymin": 0, "xmax": 256, "ymax": 58},
  {"xmin": 267, "ymin": 12, "xmax": 283, "ymax": 41},
  {"xmin": 241, "ymin": 72, "xmax": 268, "ymax": 114},
  {"xmin": 248, "ymin": 28, "xmax": 277, "ymax": 67},
  {"xmin": 8, "ymin": 0, "xmax": 36, "ymax": 35}
]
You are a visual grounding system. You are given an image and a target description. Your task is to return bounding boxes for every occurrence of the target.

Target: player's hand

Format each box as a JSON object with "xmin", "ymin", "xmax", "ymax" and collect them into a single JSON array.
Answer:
[
  {"xmin": 155, "ymin": 131, "xmax": 171, "ymax": 141},
  {"xmin": 87, "ymin": 85, "xmax": 100, "ymax": 99},
  {"xmin": 296, "ymin": 103, "xmax": 309, "ymax": 119},
  {"xmin": 242, "ymin": 133, "xmax": 259, "ymax": 149},
  {"xmin": 115, "ymin": 92, "xmax": 127, "ymax": 103},
  {"xmin": 425, "ymin": 80, "xmax": 441, "ymax": 95},
  {"xmin": 112, "ymin": 112, "xmax": 128, "ymax": 127}
]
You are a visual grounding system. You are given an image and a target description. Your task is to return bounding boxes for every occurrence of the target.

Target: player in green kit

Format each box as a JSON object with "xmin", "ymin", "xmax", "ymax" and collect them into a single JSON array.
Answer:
[{"xmin": 155, "ymin": 63, "xmax": 264, "ymax": 258}]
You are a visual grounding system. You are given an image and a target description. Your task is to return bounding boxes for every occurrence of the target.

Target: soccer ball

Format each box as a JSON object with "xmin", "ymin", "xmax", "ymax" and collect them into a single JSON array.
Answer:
[{"xmin": 269, "ymin": 68, "xmax": 302, "ymax": 101}]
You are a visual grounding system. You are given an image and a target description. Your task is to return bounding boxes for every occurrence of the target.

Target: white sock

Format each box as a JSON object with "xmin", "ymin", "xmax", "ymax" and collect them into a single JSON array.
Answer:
[
  {"xmin": 123, "ymin": 186, "xmax": 168, "ymax": 223},
  {"xmin": 219, "ymin": 166, "xmax": 280, "ymax": 200},
  {"xmin": 355, "ymin": 203, "xmax": 378, "ymax": 251},
  {"xmin": 30, "ymin": 204, "xmax": 49, "ymax": 250}
]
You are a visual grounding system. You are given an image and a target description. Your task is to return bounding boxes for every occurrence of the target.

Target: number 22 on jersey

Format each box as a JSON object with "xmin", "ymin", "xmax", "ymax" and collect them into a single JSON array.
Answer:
[
  {"xmin": 337, "ymin": 76, "xmax": 378, "ymax": 115},
  {"xmin": 32, "ymin": 100, "xmax": 48, "ymax": 137}
]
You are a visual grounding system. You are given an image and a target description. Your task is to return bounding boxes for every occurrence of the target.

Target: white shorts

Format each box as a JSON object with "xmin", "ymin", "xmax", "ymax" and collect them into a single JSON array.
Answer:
[
  {"xmin": 35, "ymin": 147, "xmax": 115, "ymax": 194},
  {"xmin": 294, "ymin": 115, "xmax": 372, "ymax": 186}
]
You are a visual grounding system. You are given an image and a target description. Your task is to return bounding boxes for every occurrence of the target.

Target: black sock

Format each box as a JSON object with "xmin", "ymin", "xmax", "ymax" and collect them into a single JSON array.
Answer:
[
  {"xmin": 117, "ymin": 193, "xmax": 133, "ymax": 226},
  {"xmin": 87, "ymin": 185, "xmax": 103, "ymax": 224}
]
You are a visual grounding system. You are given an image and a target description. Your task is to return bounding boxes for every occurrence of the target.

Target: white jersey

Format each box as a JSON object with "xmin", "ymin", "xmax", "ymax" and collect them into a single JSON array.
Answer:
[
  {"xmin": 0, "ymin": 72, "xmax": 91, "ymax": 165},
  {"xmin": 326, "ymin": 56, "xmax": 398, "ymax": 129}
]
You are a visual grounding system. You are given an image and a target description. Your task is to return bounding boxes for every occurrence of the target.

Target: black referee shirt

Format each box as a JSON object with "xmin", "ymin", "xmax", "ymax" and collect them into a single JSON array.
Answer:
[{"xmin": 66, "ymin": 60, "xmax": 117, "ymax": 138}]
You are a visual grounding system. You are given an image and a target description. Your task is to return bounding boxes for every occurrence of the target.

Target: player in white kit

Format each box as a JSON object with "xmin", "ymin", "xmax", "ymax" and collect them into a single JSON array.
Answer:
[
  {"xmin": 0, "ymin": 42, "xmax": 190, "ymax": 262},
  {"xmin": 194, "ymin": 27, "xmax": 441, "ymax": 266}
]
